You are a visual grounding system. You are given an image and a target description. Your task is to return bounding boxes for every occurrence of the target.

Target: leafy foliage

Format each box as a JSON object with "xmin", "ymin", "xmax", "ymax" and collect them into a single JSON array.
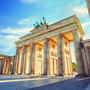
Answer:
[{"xmin": 72, "ymin": 62, "xmax": 77, "ymax": 71}]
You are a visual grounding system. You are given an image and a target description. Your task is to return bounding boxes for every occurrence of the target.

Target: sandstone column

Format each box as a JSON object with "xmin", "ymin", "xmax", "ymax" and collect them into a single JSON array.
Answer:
[
  {"xmin": 85, "ymin": 47, "xmax": 90, "ymax": 76},
  {"xmin": 12, "ymin": 57, "xmax": 15, "ymax": 74},
  {"xmin": 29, "ymin": 43, "xmax": 34, "ymax": 74},
  {"xmin": 69, "ymin": 44, "xmax": 73, "ymax": 75},
  {"xmin": 43, "ymin": 39, "xmax": 48, "ymax": 75},
  {"xmin": 5, "ymin": 61, "xmax": 8, "ymax": 74},
  {"xmin": 81, "ymin": 48, "xmax": 88, "ymax": 76},
  {"xmin": 20, "ymin": 46, "xmax": 25, "ymax": 74},
  {"xmin": 57, "ymin": 35, "xmax": 63, "ymax": 76},
  {"xmin": 14, "ymin": 48, "xmax": 19, "ymax": 74},
  {"xmin": 72, "ymin": 30, "xmax": 84, "ymax": 76},
  {"xmin": 1, "ymin": 58, "xmax": 5, "ymax": 74},
  {"xmin": 8, "ymin": 59, "xmax": 11, "ymax": 74}
]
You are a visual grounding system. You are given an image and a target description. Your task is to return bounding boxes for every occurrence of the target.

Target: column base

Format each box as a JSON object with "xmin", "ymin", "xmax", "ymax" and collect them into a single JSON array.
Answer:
[
  {"xmin": 41, "ymin": 74, "xmax": 48, "ymax": 76},
  {"xmin": 14, "ymin": 73, "xmax": 18, "ymax": 75},
  {"xmin": 27, "ymin": 73, "xmax": 32, "ymax": 75},
  {"xmin": 26, "ymin": 73, "xmax": 29, "ymax": 75},
  {"xmin": 57, "ymin": 74, "xmax": 64, "ymax": 76},
  {"xmin": 21, "ymin": 73, "xmax": 25, "ymax": 75},
  {"xmin": 75, "ymin": 74, "xmax": 86, "ymax": 77},
  {"xmin": 0, "ymin": 72, "xmax": 3, "ymax": 74},
  {"xmin": 18, "ymin": 73, "xmax": 21, "ymax": 75}
]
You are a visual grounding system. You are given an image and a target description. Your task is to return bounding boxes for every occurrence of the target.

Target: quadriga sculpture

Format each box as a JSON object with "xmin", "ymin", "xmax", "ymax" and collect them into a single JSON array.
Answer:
[{"xmin": 33, "ymin": 16, "xmax": 47, "ymax": 28}]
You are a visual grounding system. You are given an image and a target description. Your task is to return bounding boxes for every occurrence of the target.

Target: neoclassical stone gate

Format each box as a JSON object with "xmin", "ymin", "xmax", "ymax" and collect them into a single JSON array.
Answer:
[{"xmin": 13, "ymin": 15, "xmax": 86, "ymax": 76}]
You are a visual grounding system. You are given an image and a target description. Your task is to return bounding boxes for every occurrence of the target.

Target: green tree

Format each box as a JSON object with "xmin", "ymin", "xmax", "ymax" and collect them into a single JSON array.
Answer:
[{"xmin": 72, "ymin": 62, "xmax": 77, "ymax": 71}]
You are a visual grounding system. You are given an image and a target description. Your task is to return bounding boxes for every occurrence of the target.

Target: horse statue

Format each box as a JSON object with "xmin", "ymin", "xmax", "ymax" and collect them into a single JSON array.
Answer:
[
  {"xmin": 33, "ymin": 24, "xmax": 37, "ymax": 28},
  {"xmin": 36, "ymin": 22, "xmax": 40, "ymax": 27},
  {"xmin": 40, "ymin": 20, "xmax": 44, "ymax": 25},
  {"xmin": 42, "ymin": 16, "xmax": 47, "ymax": 24}
]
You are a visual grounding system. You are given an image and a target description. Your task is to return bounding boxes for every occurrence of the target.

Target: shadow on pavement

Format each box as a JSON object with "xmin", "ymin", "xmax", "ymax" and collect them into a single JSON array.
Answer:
[{"xmin": 27, "ymin": 77, "xmax": 90, "ymax": 90}]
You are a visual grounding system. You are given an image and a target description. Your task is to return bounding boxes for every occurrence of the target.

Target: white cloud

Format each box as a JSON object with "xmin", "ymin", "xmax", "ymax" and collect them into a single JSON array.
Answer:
[
  {"xmin": 2, "ymin": 42, "xmax": 14, "ymax": 53},
  {"xmin": 0, "ymin": 34, "xmax": 17, "ymax": 53},
  {"xmin": 0, "ymin": 26, "xmax": 33, "ymax": 54},
  {"xmin": 21, "ymin": 0, "xmax": 47, "ymax": 3},
  {"xmin": 17, "ymin": 17, "xmax": 36, "ymax": 25},
  {"xmin": 70, "ymin": 43, "xmax": 76, "ymax": 63},
  {"xmin": 81, "ymin": 22, "xmax": 90, "ymax": 29},
  {"xmin": 73, "ymin": 3, "xmax": 88, "ymax": 14},
  {"xmin": 21, "ymin": 0, "xmax": 37, "ymax": 3},
  {"xmin": 6, "ymin": 35, "xmax": 19, "ymax": 39},
  {"xmin": 72, "ymin": 3, "xmax": 88, "ymax": 18},
  {"xmin": 47, "ymin": 12, "xmax": 58, "ymax": 19},
  {"xmin": 81, "ymin": 21, "xmax": 90, "ymax": 40},
  {"xmin": 1, "ymin": 27, "xmax": 32, "ymax": 35}
]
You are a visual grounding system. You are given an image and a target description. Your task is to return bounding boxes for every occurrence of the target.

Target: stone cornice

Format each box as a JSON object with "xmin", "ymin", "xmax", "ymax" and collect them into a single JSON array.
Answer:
[
  {"xmin": 15, "ymin": 22, "xmax": 76, "ymax": 44},
  {"xmin": 16, "ymin": 23, "xmax": 77, "ymax": 47},
  {"xmin": 81, "ymin": 39, "xmax": 90, "ymax": 43},
  {"xmin": 75, "ymin": 18, "xmax": 85, "ymax": 36},
  {"xmin": 14, "ymin": 15, "xmax": 85, "ymax": 45},
  {"xmin": 30, "ymin": 24, "xmax": 48, "ymax": 32}
]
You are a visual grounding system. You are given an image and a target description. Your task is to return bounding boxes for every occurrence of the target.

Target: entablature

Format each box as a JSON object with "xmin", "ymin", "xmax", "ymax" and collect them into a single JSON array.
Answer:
[{"xmin": 15, "ymin": 15, "xmax": 85, "ymax": 47}]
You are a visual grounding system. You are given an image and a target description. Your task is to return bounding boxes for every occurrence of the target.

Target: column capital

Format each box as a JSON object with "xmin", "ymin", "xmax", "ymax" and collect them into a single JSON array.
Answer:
[
  {"xmin": 30, "ymin": 43, "xmax": 34, "ymax": 47},
  {"xmin": 85, "ymin": 46, "xmax": 89, "ymax": 48},
  {"xmin": 72, "ymin": 29, "xmax": 77, "ymax": 32},
  {"xmin": 30, "ymin": 42, "xmax": 33, "ymax": 44},
  {"xmin": 56, "ymin": 34, "xmax": 62, "ymax": 37},
  {"xmin": 15, "ymin": 47, "xmax": 19, "ymax": 50},
  {"xmin": 22, "ymin": 45, "xmax": 25, "ymax": 47},
  {"xmin": 44, "ymin": 38, "xmax": 48, "ymax": 42}
]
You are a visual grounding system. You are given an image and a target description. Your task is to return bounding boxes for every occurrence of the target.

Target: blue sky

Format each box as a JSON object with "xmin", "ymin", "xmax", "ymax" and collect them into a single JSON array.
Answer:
[{"xmin": 0, "ymin": 0, "xmax": 90, "ymax": 62}]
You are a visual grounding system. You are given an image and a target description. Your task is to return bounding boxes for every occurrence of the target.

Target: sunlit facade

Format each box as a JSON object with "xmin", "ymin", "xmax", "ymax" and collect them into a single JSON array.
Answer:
[{"xmin": 0, "ymin": 15, "xmax": 90, "ymax": 76}]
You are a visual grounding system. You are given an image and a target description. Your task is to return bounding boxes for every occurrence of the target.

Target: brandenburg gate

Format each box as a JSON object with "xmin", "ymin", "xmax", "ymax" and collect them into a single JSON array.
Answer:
[{"xmin": 13, "ymin": 15, "xmax": 87, "ymax": 76}]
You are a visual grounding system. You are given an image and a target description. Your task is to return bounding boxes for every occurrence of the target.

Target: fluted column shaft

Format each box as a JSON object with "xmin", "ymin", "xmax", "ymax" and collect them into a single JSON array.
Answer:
[
  {"xmin": 72, "ymin": 30, "xmax": 84, "ymax": 75},
  {"xmin": 21, "ymin": 46, "xmax": 25, "ymax": 74},
  {"xmin": 57, "ymin": 35, "xmax": 63, "ymax": 76},
  {"xmin": 43, "ymin": 39, "xmax": 48, "ymax": 75},
  {"xmin": 85, "ymin": 47, "xmax": 90, "ymax": 76},
  {"xmin": 8, "ymin": 59, "xmax": 11, "ymax": 74},
  {"xmin": 14, "ymin": 48, "xmax": 19, "ymax": 74},
  {"xmin": 29, "ymin": 43, "xmax": 34, "ymax": 74},
  {"xmin": 12, "ymin": 57, "xmax": 15, "ymax": 74},
  {"xmin": 1, "ymin": 59, "xmax": 5, "ymax": 74}
]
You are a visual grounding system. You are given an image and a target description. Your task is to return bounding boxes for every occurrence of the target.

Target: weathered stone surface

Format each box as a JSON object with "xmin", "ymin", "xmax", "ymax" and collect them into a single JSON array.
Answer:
[
  {"xmin": 43, "ymin": 39, "xmax": 48, "ymax": 75},
  {"xmin": 57, "ymin": 35, "xmax": 63, "ymax": 76},
  {"xmin": 29, "ymin": 43, "xmax": 33, "ymax": 74},
  {"xmin": 1, "ymin": 59, "xmax": 5, "ymax": 74},
  {"xmin": 31, "ymin": 24, "xmax": 47, "ymax": 35},
  {"xmin": 16, "ymin": 24, "xmax": 77, "ymax": 47},
  {"xmin": 12, "ymin": 15, "xmax": 86, "ymax": 77},
  {"xmin": 8, "ymin": 59, "xmax": 11, "ymax": 74},
  {"xmin": 20, "ymin": 46, "xmax": 25, "ymax": 74},
  {"xmin": 85, "ymin": 47, "xmax": 90, "ymax": 75},
  {"xmin": 72, "ymin": 30, "xmax": 84, "ymax": 75},
  {"xmin": 14, "ymin": 48, "xmax": 19, "ymax": 74},
  {"xmin": 84, "ymin": 42, "xmax": 90, "ymax": 47},
  {"xmin": 12, "ymin": 57, "xmax": 15, "ymax": 74}
]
